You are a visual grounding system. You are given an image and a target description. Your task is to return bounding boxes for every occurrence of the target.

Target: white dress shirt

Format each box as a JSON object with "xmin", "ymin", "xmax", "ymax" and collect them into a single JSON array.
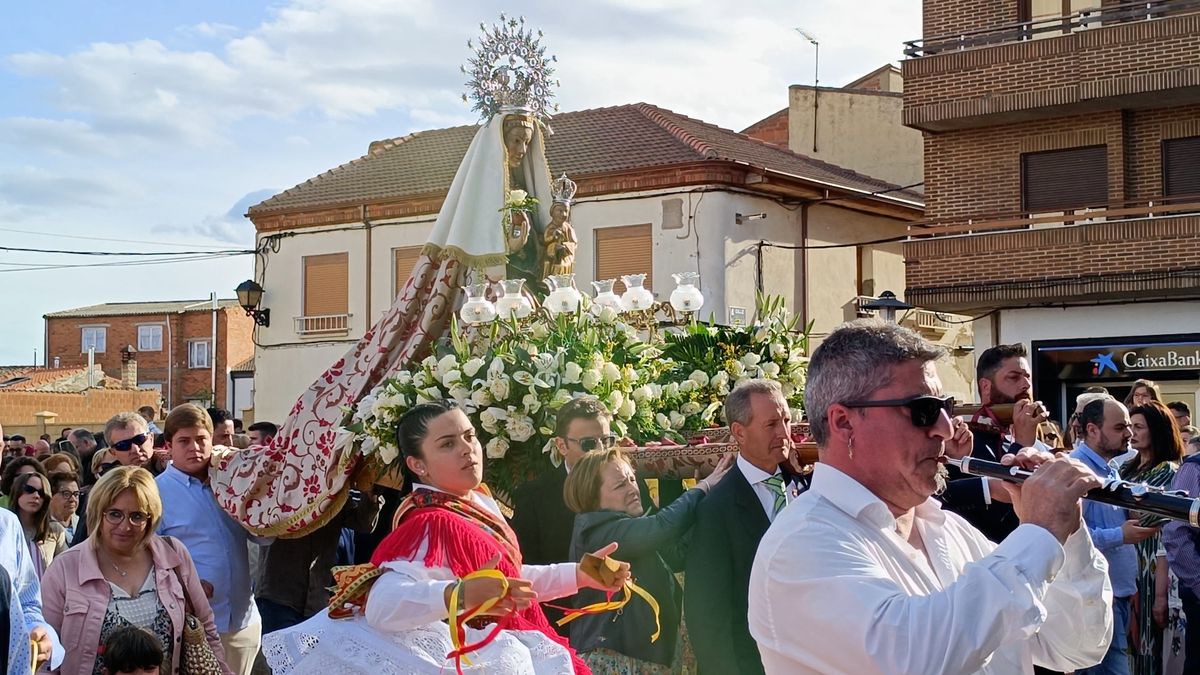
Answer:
[
  {"xmin": 364, "ymin": 484, "xmax": 579, "ymax": 632},
  {"xmin": 736, "ymin": 455, "xmax": 792, "ymax": 523},
  {"xmin": 748, "ymin": 463, "xmax": 1113, "ymax": 675}
]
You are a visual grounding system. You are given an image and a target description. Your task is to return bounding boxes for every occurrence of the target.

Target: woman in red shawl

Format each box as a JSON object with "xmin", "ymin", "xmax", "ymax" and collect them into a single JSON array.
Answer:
[{"xmin": 263, "ymin": 400, "xmax": 629, "ymax": 674}]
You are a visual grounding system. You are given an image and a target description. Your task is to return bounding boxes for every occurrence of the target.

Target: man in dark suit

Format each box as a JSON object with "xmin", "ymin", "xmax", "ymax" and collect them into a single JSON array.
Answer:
[
  {"xmin": 685, "ymin": 379, "xmax": 801, "ymax": 675},
  {"xmin": 511, "ymin": 396, "xmax": 617, "ymax": 630},
  {"xmin": 941, "ymin": 343, "xmax": 1050, "ymax": 543}
]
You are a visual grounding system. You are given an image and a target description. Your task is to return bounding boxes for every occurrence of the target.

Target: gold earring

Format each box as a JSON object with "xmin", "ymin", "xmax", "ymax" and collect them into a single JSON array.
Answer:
[{"xmin": 848, "ymin": 436, "xmax": 855, "ymax": 460}]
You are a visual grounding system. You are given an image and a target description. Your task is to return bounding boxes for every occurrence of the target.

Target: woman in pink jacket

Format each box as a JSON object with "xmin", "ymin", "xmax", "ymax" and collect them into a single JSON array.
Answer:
[{"xmin": 41, "ymin": 465, "xmax": 230, "ymax": 674}]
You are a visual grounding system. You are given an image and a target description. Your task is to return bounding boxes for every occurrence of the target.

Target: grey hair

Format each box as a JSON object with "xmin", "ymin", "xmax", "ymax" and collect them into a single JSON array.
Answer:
[
  {"xmin": 723, "ymin": 379, "xmax": 786, "ymax": 427},
  {"xmin": 104, "ymin": 412, "xmax": 148, "ymax": 445},
  {"xmin": 1074, "ymin": 392, "xmax": 1111, "ymax": 414},
  {"xmin": 804, "ymin": 319, "xmax": 946, "ymax": 446}
]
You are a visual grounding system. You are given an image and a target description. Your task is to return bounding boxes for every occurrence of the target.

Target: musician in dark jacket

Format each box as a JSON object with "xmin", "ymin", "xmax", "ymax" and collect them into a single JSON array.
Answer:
[
  {"xmin": 564, "ymin": 448, "xmax": 732, "ymax": 672},
  {"xmin": 941, "ymin": 343, "xmax": 1050, "ymax": 543}
]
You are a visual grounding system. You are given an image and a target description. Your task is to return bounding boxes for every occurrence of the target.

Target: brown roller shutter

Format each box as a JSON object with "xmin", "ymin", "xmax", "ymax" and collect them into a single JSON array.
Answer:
[
  {"xmin": 595, "ymin": 224, "xmax": 653, "ymax": 292},
  {"xmin": 303, "ymin": 252, "xmax": 349, "ymax": 316},
  {"xmin": 1164, "ymin": 136, "xmax": 1200, "ymax": 198},
  {"xmin": 1021, "ymin": 145, "xmax": 1107, "ymax": 212},
  {"xmin": 393, "ymin": 246, "xmax": 422, "ymax": 297}
]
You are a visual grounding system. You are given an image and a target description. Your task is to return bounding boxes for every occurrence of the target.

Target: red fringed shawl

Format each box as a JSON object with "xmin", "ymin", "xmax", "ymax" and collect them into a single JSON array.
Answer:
[{"xmin": 372, "ymin": 488, "xmax": 590, "ymax": 675}]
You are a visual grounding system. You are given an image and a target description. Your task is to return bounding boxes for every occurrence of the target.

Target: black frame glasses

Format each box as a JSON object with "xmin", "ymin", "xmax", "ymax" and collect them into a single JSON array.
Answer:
[
  {"xmin": 566, "ymin": 434, "xmax": 619, "ymax": 452},
  {"xmin": 54, "ymin": 490, "xmax": 82, "ymax": 499},
  {"xmin": 842, "ymin": 395, "xmax": 956, "ymax": 428},
  {"xmin": 111, "ymin": 434, "xmax": 148, "ymax": 452}
]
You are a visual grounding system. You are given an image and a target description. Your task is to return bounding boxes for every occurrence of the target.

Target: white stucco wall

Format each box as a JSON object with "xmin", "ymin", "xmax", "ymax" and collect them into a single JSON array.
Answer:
[{"xmin": 974, "ymin": 301, "xmax": 1200, "ymax": 353}]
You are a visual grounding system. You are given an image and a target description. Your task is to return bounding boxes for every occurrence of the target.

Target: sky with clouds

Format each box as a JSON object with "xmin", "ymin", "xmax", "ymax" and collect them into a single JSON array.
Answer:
[{"xmin": 0, "ymin": 0, "xmax": 919, "ymax": 364}]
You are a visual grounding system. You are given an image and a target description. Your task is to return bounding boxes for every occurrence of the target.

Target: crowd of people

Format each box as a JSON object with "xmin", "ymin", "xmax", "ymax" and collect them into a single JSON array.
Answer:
[{"xmin": 0, "ymin": 320, "xmax": 1199, "ymax": 673}]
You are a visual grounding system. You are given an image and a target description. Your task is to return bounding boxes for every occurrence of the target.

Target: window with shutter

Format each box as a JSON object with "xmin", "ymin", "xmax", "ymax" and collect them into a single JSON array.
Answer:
[
  {"xmin": 303, "ymin": 253, "xmax": 349, "ymax": 317},
  {"xmin": 1163, "ymin": 136, "xmax": 1200, "ymax": 199},
  {"xmin": 393, "ymin": 246, "xmax": 423, "ymax": 297},
  {"xmin": 1021, "ymin": 146, "xmax": 1107, "ymax": 213},
  {"xmin": 595, "ymin": 224, "xmax": 653, "ymax": 293}
]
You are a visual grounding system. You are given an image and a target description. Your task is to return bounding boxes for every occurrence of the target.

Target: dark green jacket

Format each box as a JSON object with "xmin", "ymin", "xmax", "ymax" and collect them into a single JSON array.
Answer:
[{"xmin": 567, "ymin": 487, "xmax": 705, "ymax": 666}]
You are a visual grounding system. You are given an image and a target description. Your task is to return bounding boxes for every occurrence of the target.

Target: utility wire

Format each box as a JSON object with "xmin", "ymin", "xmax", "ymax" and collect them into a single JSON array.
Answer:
[
  {"xmin": 0, "ymin": 252, "xmax": 245, "ymax": 273},
  {"xmin": 0, "ymin": 245, "xmax": 253, "ymax": 256},
  {"xmin": 0, "ymin": 226, "xmax": 238, "ymax": 250}
]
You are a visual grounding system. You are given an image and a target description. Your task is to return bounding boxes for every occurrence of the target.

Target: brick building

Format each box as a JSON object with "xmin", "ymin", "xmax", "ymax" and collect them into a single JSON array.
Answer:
[
  {"xmin": 43, "ymin": 300, "xmax": 255, "ymax": 412},
  {"xmin": 901, "ymin": 0, "xmax": 1200, "ymax": 419},
  {"xmin": 0, "ymin": 366, "xmax": 160, "ymax": 439}
]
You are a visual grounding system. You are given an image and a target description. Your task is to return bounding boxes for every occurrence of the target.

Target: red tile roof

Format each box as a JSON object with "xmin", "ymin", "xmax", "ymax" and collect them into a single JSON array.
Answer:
[
  {"xmin": 249, "ymin": 103, "xmax": 923, "ymax": 216},
  {"xmin": 0, "ymin": 367, "xmax": 131, "ymax": 392}
]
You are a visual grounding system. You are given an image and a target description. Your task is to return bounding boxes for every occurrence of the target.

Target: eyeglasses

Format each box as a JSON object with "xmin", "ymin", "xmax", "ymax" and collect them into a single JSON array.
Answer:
[
  {"xmin": 842, "ymin": 395, "xmax": 956, "ymax": 428},
  {"xmin": 566, "ymin": 434, "xmax": 619, "ymax": 452},
  {"xmin": 55, "ymin": 490, "xmax": 82, "ymax": 499},
  {"xmin": 103, "ymin": 509, "xmax": 150, "ymax": 526},
  {"xmin": 20, "ymin": 484, "xmax": 44, "ymax": 496},
  {"xmin": 110, "ymin": 434, "xmax": 148, "ymax": 452}
]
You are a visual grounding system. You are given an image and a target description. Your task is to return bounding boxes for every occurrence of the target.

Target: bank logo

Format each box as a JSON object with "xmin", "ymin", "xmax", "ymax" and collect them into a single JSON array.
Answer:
[{"xmin": 1091, "ymin": 352, "xmax": 1119, "ymax": 376}]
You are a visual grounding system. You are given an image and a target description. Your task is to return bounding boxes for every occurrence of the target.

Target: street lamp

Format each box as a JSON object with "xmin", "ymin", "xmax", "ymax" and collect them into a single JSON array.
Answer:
[
  {"xmin": 861, "ymin": 290, "xmax": 913, "ymax": 324},
  {"xmin": 235, "ymin": 280, "xmax": 271, "ymax": 327},
  {"xmin": 794, "ymin": 28, "xmax": 820, "ymax": 152}
]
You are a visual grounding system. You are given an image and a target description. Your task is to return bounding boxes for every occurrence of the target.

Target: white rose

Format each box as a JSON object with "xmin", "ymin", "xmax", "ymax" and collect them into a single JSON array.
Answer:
[
  {"xmin": 522, "ymin": 393, "xmax": 542, "ymax": 415},
  {"xmin": 412, "ymin": 371, "xmax": 429, "ymax": 388},
  {"xmin": 655, "ymin": 413, "xmax": 671, "ymax": 428},
  {"xmin": 663, "ymin": 382, "xmax": 680, "ymax": 398},
  {"xmin": 442, "ymin": 369, "xmax": 462, "ymax": 388},
  {"xmin": 490, "ymin": 377, "xmax": 511, "ymax": 401},
  {"xmin": 359, "ymin": 434, "xmax": 378, "ymax": 456},
  {"xmin": 563, "ymin": 362, "xmax": 583, "ymax": 384},
  {"xmin": 486, "ymin": 437, "xmax": 510, "ymax": 459},
  {"xmin": 463, "ymin": 358, "xmax": 485, "ymax": 378},
  {"xmin": 370, "ymin": 396, "xmax": 389, "ymax": 420},
  {"xmin": 449, "ymin": 385, "xmax": 471, "ymax": 403},
  {"xmin": 618, "ymin": 398, "xmax": 636, "ymax": 419},
  {"xmin": 770, "ymin": 343, "xmax": 787, "ymax": 359},
  {"xmin": 394, "ymin": 371, "xmax": 413, "ymax": 385},
  {"xmin": 589, "ymin": 354, "xmax": 605, "ymax": 371},
  {"xmin": 598, "ymin": 306, "xmax": 618, "ymax": 324},
  {"xmin": 727, "ymin": 360, "xmax": 746, "ymax": 377},
  {"xmin": 480, "ymin": 409, "xmax": 500, "ymax": 434},
  {"xmin": 509, "ymin": 189, "xmax": 528, "ymax": 203},
  {"xmin": 681, "ymin": 401, "xmax": 702, "ymax": 415},
  {"xmin": 551, "ymin": 389, "xmax": 574, "ymax": 407},
  {"xmin": 622, "ymin": 366, "xmax": 637, "ymax": 383},
  {"xmin": 507, "ymin": 415, "xmax": 535, "ymax": 442},
  {"xmin": 608, "ymin": 390, "xmax": 625, "ymax": 412},
  {"xmin": 688, "ymin": 370, "xmax": 710, "ymax": 387},
  {"xmin": 679, "ymin": 380, "xmax": 697, "ymax": 394},
  {"xmin": 421, "ymin": 355, "xmax": 439, "ymax": 369},
  {"xmin": 761, "ymin": 362, "xmax": 781, "ymax": 378},
  {"xmin": 379, "ymin": 443, "xmax": 400, "ymax": 465},
  {"xmin": 529, "ymin": 322, "xmax": 550, "ymax": 340},
  {"xmin": 632, "ymin": 385, "xmax": 652, "ymax": 403},
  {"xmin": 740, "ymin": 352, "xmax": 761, "ymax": 367},
  {"xmin": 437, "ymin": 354, "xmax": 458, "ymax": 378},
  {"xmin": 471, "ymin": 388, "xmax": 493, "ymax": 407},
  {"xmin": 711, "ymin": 371, "xmax": 730, "ymax": 394},
  {"xmin": 581, "ymin": 369, "xmax": 602, "ymax": 391},
  {"xmin": 602, "ymin": 362, "xmax": 622, "ymax": 383},
  {"xmin": 669, "ymin": 411, "xmax": 686, "ymax": 429}
]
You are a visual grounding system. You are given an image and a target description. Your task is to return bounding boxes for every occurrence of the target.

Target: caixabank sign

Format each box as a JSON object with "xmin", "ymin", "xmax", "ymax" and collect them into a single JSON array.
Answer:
[{"xmin": 1036, "ymin": 338, "xmax": 1200, "ymax": 382}]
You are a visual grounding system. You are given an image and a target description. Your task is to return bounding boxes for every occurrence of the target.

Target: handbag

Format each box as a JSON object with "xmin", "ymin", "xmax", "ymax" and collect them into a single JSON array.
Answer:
[{"xmin": 165, "ymin": 538, "xmax": 227, "ymax": 675}]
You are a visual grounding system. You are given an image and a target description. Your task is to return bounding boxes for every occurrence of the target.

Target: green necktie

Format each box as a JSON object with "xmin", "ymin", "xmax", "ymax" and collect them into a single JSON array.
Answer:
[{"xmin": 763, "ymin": 474, "xmax": 787, "ymax": 515}]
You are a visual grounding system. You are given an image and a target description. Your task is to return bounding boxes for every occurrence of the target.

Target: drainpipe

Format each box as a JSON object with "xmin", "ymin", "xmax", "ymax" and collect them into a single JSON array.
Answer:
[
  {"xmin": 799, "ymin": 202, "xmax": 810, "ymax": 328},
  {"xmin": 363, "ymin": 205, "xmax": 372, "ymax": 325},
  {"xmin": 165, "ymin": 313, "xmax": 173, "ymax": 407}
]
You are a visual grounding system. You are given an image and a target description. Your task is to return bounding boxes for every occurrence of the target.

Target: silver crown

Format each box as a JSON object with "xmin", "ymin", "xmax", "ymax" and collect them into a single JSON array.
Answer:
[
  {"xmin": 461, "ymin": 14, "xmax": 559, "ymax": 123},
  {"xmin": 551, "ymin": 173, "xmax": 577, "ymax": 205}
]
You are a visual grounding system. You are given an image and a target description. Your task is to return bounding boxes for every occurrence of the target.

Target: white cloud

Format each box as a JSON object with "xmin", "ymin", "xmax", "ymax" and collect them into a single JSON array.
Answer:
[
  {"xmin": 0, "ymin": 166, "xmax": 138, "ymax": 209},
  {"xmin": 151, "ymin": 189, "xmax": 276, "ymax": 245}
]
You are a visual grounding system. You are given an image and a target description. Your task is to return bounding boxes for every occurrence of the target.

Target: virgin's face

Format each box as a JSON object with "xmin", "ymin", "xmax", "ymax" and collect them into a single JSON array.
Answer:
[
  {"xmin": 597, "ymin": 460, "xmax": 643, "ymax": 517},
  {"xmin": 16, "ymin": 475, "xmax": 45, "ymax": 515},
  {"xmin": 405, "ymin": 409, "xmax": 483, "ymax": 497},
  {"xmin": 505, "ymin": 126, "xmax": 533, "ymax": 165}
]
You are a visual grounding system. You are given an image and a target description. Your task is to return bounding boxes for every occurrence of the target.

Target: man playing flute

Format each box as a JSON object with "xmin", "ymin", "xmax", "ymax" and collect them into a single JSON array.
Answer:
[{"xmin": 748, "ymin": 319, "xmax": 1114, "ymax": 674}]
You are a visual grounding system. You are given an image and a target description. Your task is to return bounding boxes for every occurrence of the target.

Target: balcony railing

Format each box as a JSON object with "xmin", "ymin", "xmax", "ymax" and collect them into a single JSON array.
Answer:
[
  {"xmin": 908, "ymin": 194, "xmax": 1200, "ymax": 239},
  {"xmin": 904, "ymin": 0, "xmax": 1200, "ymax": 57},
  {"xmin": 294, "ymin": 313, "xmax": 352, "ymax": 336}
]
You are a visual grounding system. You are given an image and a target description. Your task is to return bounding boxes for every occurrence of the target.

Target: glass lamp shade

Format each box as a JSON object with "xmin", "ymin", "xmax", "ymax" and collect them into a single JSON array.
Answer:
[
  {"xmin": 590, "ymin": 279, "xmax": 623, "ymax": 314},
  {"xmin": 494, "ymin": 279, "xmax": 534, "ymax": 319},
  {"xmin": 544, "ymin": 274, "xmax": 582, "ymax": 316},
  {"xmin": 620, "ymin": 274, "xmax": 655, "ymax": 312},
  {"xmin": 459, "ymin": 283, "xmax": 497, "ymax": 324},
  {"xmin": 235, "ymin": 279, "xmax": 264, "ymax": 309},
  {"xmin": 669, "ymin": 272, "xmax": 704, "ymax": 313}
]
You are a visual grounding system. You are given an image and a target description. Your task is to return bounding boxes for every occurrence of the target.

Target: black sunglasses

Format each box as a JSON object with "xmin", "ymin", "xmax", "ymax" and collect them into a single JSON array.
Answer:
[
  {"xmin": 20, "ymin": 484, "xmax": 43, "ymax": 496},
  {"xmin": 567, "ymin": 434, "xmax": 619, "ymax": 452},
  {"xmin": 842, "ymin": 395, "xmax": 956, "ymax": 428},
  {"xmin": 111, "ymin": 434, "xmax": 148, "ymax": 452},
  {"xmin": 98, "ymin": 461, "xmax": 121, "ymax": 475}
]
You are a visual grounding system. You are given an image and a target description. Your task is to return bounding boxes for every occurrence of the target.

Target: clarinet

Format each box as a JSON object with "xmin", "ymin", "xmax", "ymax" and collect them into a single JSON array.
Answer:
[{"xmin": 947, "ymin": 456, "xmax": 1200, "ymax": 527}]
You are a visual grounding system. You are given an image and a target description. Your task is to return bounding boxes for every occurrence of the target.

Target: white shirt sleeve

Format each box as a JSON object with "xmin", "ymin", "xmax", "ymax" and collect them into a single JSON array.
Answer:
[
  {"xmin": 751, "ymin": 521, "xmax": 1112, "ymax": 674},
  {"xmin": 521, "ymin": 563, "xmax": 579, "ymax": 602},
  {"xmin": 1027, "ymin": 524, "xmax": 1115, "ymax": 670},
  {"xmin": 363, "ymin": 559, "xmax": 456, "ymax": 632}
]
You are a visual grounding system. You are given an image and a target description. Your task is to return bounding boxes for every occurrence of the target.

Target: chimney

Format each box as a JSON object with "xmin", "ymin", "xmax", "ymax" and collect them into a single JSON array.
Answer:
[{"xmin": 120, "ymin": 345, "xmax": 138, "ymax": 389}]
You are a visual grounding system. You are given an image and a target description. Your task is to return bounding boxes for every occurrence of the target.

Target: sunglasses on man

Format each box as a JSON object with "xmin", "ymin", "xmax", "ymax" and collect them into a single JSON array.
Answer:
[
  {"xmin": 110, "ymin": 434, "xmax": 148, "ymax": 452},
  {"xmin": 842, "ymin": 395, "xmax": 956, "ymax": 428},
  {"xmin": 566, "ymin": 433, "xmax": 619, "ymax": 452}
]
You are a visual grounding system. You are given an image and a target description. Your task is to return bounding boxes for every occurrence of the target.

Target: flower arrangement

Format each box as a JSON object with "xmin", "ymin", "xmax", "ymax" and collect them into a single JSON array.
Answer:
[{"xmin": 344, "ymin": 294, "xmax": 809, "ymax": 497}]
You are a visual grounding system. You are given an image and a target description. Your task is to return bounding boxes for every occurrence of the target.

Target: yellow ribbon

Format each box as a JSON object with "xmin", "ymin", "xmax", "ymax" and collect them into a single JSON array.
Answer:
[
  {"xmin": 555, "ymin": 579, "xmax": 662, "ymax": 643},
  {"xmin": 447, "ymin": 569, "xmax": 509, "ymax": 668},
  {"xmin": 30, "ymin": 638, "xmax": 38, "ymax": 675}
]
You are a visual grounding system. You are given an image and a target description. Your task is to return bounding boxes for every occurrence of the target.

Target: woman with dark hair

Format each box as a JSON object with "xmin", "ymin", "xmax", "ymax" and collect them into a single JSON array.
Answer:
[
  {"xmin": 0, "ymin": 456, "xmax": 45, "ymax": 508},
  {"xmin": 8, "ymin": 470, "xmax": 67, "ymax": 576},
  {"xmin": 562, "ymin": 448, "xmax": 731, "ymax": 674},
  {"xmin": 1122, "ymin": 400, "xmax": 1186, "ymax": 675},
  {"xmin": 264, "ymin": 400, "xmax": 630, "ymax": 674}
]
